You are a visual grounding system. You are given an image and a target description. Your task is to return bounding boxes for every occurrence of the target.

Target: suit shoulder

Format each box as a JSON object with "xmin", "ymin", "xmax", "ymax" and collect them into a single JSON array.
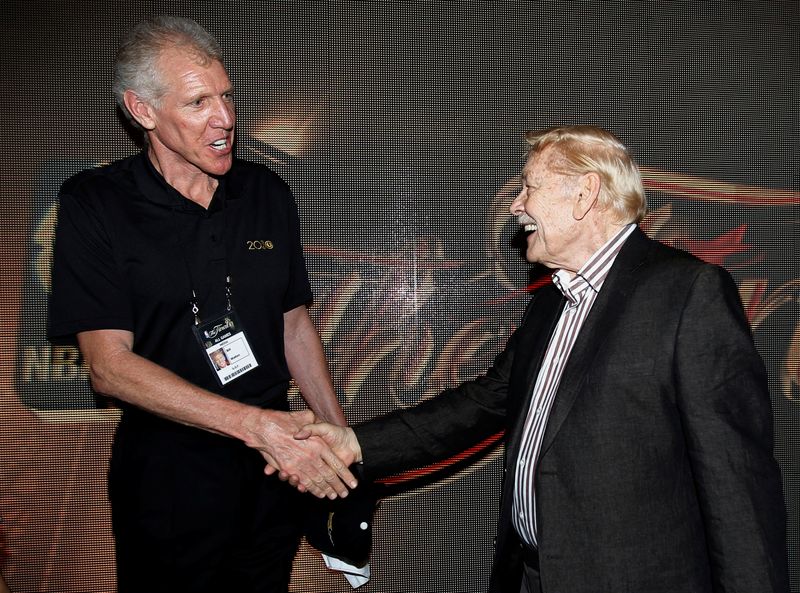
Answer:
[
  {"xmin": 635, "ymin": 232, "xmax": 710, "ymax": 272},
  {"xmin": 637, "ymin": 234, "xmax": 737, "ymax": 292},
  {"xmin": 645, "ymin": 235, "xmax": 701, "ymax": 264}
]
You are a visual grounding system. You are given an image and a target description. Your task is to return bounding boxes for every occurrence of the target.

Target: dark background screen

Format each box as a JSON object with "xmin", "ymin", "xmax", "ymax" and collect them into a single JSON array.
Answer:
[{"xmin": 1, "ymin": 2, "xmax": 797, "ymax": 591}]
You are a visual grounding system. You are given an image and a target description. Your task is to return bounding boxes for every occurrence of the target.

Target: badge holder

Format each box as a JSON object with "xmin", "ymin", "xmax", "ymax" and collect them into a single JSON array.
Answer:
[{"xmin": 190, "ymin": 280, "xmax": 259, "ymax": 386}]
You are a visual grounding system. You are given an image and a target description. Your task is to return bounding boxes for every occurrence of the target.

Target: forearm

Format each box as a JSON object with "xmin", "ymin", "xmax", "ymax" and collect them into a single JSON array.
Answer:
[
  {"xmin": 78, "ymin": 328, "xmax": 357, "ymax": 497},
  {"xmin": 354, "ymin": 337, "xmax": 515, "ymax": 478},
  {"xmin": 284, "ymin": 305, "xmax": 347, "ymax": 426},
  {"xmin": 78, "ymin": 330, "xmax": 271, "ymax": 445},
  {"xmin": 355, "ymin": 381, "xmax": 506, "ymax": 478}
]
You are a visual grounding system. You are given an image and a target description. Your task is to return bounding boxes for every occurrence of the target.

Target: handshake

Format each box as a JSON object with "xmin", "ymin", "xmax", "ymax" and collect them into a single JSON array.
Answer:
[{"xmin": 245, "ymin": 409, "xmax": 365, "ymax": 500}]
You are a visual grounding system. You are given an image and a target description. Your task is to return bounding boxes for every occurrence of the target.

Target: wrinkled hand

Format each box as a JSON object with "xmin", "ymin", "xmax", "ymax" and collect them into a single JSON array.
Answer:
[
  {"xmin": 243, "ymin": 409, "xmax": 357, "ymax": 499},
  {"xmin": 294, "ymin": 422, "xmax": 363, "ymax": 467}
]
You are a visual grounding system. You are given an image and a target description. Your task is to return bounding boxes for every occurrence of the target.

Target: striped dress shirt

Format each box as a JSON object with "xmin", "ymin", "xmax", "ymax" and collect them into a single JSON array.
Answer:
[{"xmin": 512, "ymin": 223, "xmax": 636, "ymax": 548}]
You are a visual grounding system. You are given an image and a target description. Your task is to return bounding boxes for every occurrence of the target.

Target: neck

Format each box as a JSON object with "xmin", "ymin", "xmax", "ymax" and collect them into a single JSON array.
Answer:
[
  {"xmin": 561, "ymin": 219, "xmax": 629, "ymax": 277},
  {"xmin": 147, "ymin": 147, "xmax": 218, "ymax": 209}
]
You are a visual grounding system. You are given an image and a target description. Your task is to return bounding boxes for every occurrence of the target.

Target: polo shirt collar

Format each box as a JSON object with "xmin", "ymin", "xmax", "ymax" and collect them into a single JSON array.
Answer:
[{"xmin": 133, "ymin": 151, "xmax": 227, "ymax": 213}]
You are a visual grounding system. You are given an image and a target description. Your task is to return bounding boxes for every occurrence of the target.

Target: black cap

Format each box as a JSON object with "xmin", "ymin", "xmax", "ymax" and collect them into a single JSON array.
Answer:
[{"xmin": 303, "ymin": 465, "xmax": 378, "ymax": 568}]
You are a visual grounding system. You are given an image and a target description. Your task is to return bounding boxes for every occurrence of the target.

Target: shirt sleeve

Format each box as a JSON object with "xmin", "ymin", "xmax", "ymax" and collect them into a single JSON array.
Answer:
[
  {"xmin": 281, "ymin": 188, "xmax": 313, "ymax": 312},
  {"xmin": 47, "ymin": 187, "xmax": 134, "ymax": 343}
]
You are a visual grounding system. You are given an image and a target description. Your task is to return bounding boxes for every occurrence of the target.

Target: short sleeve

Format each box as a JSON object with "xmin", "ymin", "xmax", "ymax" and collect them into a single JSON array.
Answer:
[
  {"xmin": 281, "ymin": 190, "xmax": 313, "ymax": 312},
  {"xmin": 47, "ymin": 188, "xmax": 133, "ymax": 343}
]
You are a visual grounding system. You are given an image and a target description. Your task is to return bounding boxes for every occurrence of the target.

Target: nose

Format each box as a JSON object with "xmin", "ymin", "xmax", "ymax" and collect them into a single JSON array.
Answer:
[
  {"xmin": 509, "ymin": 187, "xmax": 525, "ymax": 215},
  {"xmin": 211, "ymin": 98, "xmax": 235, "ymax": 130}
]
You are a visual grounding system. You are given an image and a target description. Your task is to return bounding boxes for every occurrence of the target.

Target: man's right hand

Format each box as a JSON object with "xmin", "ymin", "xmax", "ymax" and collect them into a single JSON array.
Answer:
[
  {"xmin": 294, "ymin": 422, "xmax": 363, "ymax": 467},
  {"xmin": 242, "ymin": 409, "xmax": 358, "ymax": 499}
]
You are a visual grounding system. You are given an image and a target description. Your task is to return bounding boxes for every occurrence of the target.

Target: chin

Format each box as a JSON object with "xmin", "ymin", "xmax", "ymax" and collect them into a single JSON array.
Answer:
[
  {"xmin": 526, "ymin": 249, "xmax": 541, "ymax": 263},
  {"xmin": 205, "ymin": 160, "xmax": 233, "ymax": 176}
]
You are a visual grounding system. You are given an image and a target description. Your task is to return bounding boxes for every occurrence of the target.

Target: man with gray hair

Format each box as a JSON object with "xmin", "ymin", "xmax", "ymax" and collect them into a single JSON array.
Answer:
[
  {"xmin": 297, "ymin": 126, "xmax": 790, "ymax": 592},
  {"xmin": 48, "ymin": 15, "xmax": 355, "ymax": 593}
]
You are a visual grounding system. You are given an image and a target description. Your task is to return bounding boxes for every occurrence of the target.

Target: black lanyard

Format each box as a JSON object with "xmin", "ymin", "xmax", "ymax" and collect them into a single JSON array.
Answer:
[{"xmin": 169, "ymin": 184, "xmax": 232, "ymax": 326}]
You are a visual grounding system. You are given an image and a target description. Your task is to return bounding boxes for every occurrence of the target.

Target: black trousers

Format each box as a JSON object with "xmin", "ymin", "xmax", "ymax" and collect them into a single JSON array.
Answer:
[{"xmin": 109, "ymin": 422, "xmax": 303, "ymax": 593}]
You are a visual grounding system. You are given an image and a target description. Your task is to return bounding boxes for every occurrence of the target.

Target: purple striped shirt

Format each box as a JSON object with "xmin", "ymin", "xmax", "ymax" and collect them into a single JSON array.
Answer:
[{"xmin": 512, "ymin": 223, "xmax": 636, "ymax": 548}]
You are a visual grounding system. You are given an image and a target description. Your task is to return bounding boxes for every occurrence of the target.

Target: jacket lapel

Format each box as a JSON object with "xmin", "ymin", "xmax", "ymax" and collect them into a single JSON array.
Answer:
[
  {"xmin": 539, "ymin": 228, "xmax": 652, "ymax": 454},
  {"xmin": 505, "ymin": 283, "xmax": 564, "ymax": 463}
]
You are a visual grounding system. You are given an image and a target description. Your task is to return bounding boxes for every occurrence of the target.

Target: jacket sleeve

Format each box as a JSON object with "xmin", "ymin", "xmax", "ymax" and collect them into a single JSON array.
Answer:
[
  {"xmin": 354, "ymin": 314, "xmax": 525, "ymax": 479},
  {"xmin": 674, "ymin": 264, "xmax": 789, "ymax": 592}
]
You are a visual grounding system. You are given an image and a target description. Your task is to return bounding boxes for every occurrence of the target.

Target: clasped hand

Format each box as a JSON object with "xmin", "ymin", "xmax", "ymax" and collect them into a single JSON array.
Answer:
[{"xmin": 246, "ymin": 409, "xmax": 362, "ymax": 499}]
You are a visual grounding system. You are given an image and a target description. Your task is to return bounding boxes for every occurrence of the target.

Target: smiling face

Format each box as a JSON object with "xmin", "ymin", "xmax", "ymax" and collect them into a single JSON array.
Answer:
[
  {"xmin": 510, "ymin": 146, "xmax": 588, "ymax": 272},
  {"xmin": 127, "ymin": 46, "xmax": 235, "ymax": 181},
  {"xmin": 210, "ymin": 349, "xmax": 228, "ymax": 368}
]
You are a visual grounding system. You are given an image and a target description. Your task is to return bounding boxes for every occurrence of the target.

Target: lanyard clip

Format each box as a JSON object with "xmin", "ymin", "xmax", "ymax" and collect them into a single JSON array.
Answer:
[{"xmin": 190, "ymin": 290, "xmax": 200, "ymax": 326}]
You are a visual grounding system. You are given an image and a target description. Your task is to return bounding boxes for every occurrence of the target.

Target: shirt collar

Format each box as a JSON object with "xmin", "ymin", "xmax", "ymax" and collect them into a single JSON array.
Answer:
[
  {"xmin": 133, "ymin": 151, "xmax": 227, "ymax": 212},
  {"xmin": 552, "ymin": 223, "xmax": 636, "ymax": 304}
]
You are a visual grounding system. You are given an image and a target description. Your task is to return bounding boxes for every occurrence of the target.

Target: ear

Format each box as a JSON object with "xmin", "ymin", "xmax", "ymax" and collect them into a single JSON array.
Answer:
[
  {"xmin": 572, "ymin": 172, "xmax": 601, "ymax": 221},
  {"xmin": 123, "ymin": 89, "xmax": 157, "ymax": 131}
]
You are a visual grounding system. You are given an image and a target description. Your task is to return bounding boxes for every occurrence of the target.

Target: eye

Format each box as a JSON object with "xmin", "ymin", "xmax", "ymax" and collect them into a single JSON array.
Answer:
[{"xmin": 223, "ymin": 92, "xmax": 234, "ymax": 103}]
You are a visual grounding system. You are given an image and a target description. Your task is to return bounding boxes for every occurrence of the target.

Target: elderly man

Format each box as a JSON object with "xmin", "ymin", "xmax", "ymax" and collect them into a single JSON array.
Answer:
[
  {"xmin": 297, "ymin": 126, "xmax": 789, "ymax": 592},
  {"xmin": 48, "ymin": 15, "xmax": 355, "ymax": 593}
]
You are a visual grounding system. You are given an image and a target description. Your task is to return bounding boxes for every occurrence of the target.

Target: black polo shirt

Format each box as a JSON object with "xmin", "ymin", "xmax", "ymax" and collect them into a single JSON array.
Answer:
[{"xmin": 48, "ymin": 152, "xmax": 313, "ymax": 413}]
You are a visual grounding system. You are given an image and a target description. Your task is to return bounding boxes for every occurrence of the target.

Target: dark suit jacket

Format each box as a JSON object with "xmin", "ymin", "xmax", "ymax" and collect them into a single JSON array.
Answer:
[{"xmin": 355, "ymin": 228, "xmax": 789, "ymax": 593}]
